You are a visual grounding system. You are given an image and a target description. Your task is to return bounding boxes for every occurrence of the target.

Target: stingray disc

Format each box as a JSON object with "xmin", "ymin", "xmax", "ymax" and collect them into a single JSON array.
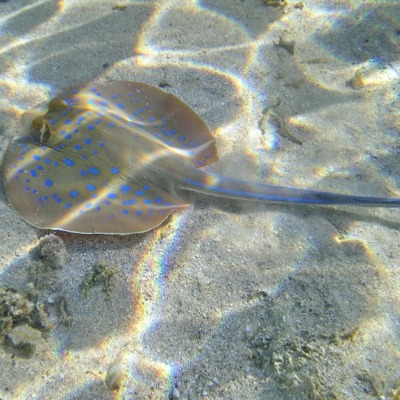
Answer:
[{"xmin": 2, "ymin": 81, "xmax": 218, "ymax": 234}]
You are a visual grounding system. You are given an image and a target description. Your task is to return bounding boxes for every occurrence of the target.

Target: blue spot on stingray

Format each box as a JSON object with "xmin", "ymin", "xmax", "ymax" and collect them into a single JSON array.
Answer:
[
  {"xmin": 65, "ymin": 133, "xmax": 72, "ymax": 140},
  {"xmin": 108, "ymin": 122, "xmax": 116, "ymax": 127},
  {"xmin": 117, "ymin": 102, "xmax": 125, "ymax": 109},
  {"xmin": 30, "ymin": 169, "xmax": 37, "ymax": 178},
  {"xmin": 144, "ymin": 199, "xmax": 151, "ymax": 205},
  {"xmin": 86, "ymin": 184, "xmax": 96, "ymax": 191},
  {"xmin": 53, "ymin": 161, "xmax": 59, "ymax": 167},
  {"xmin": 110, "ymin": 167, "xmax": 119, "ymax": 174},
  {"xmin": 63, "ymin": 158, "xmax": 75, "ymax": 167},
  {"xmin": 107, "ymin": 193, "xmax": 117, "ymax": 199},
  {"xmin": 143, "ymin": 185, "xmax": 150, "ymax": 191},
  {"xmin": 77, "ymin": 116, "xmax": 85, "ymax": 122},
  {"xmin": 65, "ymin": 119, "xmax": 72, "ymax": 125},
  {"xmin": 122, "ymin": 199, "xmax": 136, "ymax": 205},
  {"xmin": 87, "ymin": 125, "xmax": 95, "ymax": 131},
  {"xmin": 79, "ymin": 169, "xmax": 87, "ymax": 176},
  {"xmin": 45, "ymin": 179, "xmax": 53, "ymax": 187},
  {"xmin": 85, "ymin": 203, "xmax": 92, "ymax": 208},
  {"xmin": 44, "ymin": 158, "xmax": 51, "ymax": 165},
  {"xmin": 37, "ymin": 165, "xmax": 43, "ymax": 171},
  {"xmin": 88, "ymin": 166, "xmax": 99, "ymax": 175},
  {"xmin": 84, "ymin": 138, "xmax": 92, "ymax": 145},
  {"xmin": 120, "ymin": 185, "xmax": 131, "ymax": 194},
  {"xmin": 135, "ymin": 190, "xmax": 144, "ymax": 196},
  {"xmin": 65, "ymin": 203, "xmax": 72, "ymax": 209},
  {"xmin": 122, "ymin": 209, "xmax": 128, "ymax": 215},
  {"xmin": 136, "ymin": 210, "xmax": 143, "ymax": 216},
  {"xmin": 33, "ymin": 155, "xmax": 41, "ymax": 161},
  {"xmin": 105, "ymin": 200, "xmax": 111, "ymax": 205},
  {"xmin": 100, "ymin": 100, "xmax": 108, "ymax": 106},
  {"xmin": 74, "ymin": 144, "xmax": 82, "ymax": 150},
  {"xmin": 69, "ymin": 190, "xmax": 79, "ymax": 197}
]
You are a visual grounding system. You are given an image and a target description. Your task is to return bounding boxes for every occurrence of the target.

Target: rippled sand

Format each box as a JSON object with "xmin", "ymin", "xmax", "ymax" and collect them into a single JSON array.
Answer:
[{"xmin": 0, "ymin": 1, "xmax": 399, "ymax": 399}]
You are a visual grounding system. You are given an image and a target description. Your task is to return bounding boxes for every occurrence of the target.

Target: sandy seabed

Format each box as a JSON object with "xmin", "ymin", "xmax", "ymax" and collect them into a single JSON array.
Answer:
[{"xmin": 0, "ymin": 1, "xmax": 399, "ymax": 399}]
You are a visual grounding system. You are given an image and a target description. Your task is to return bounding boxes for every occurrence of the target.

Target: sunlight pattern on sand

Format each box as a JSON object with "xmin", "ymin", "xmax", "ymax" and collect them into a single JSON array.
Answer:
[{"xmin": 0, "ymin": 0, "xmax": 399, "ymax": 398}]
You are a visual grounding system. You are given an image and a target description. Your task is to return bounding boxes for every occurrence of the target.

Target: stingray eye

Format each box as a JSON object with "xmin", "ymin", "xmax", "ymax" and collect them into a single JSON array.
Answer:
[{"xmin": 32, "ymin": 118, "xmax": 50, "ymax": 144}]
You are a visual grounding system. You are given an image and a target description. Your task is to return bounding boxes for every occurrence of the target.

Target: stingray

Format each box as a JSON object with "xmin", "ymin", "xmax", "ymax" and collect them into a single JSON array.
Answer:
[{"xmin": 2, "ymin": 80, "xmax": 400, "ymax": 234}]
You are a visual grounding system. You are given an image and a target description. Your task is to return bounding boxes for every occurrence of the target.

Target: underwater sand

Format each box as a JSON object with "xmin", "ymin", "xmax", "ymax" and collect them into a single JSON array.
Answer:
[{"xmin": 0, "ymin": 0, "xmax": 399, "ymax": 399}]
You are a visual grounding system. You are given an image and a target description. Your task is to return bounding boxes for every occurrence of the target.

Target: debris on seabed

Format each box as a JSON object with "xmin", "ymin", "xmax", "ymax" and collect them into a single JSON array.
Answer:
[
  {"xmin": 274, "ymin": 36, "xmax": 295, "ymax": 55},
  {"xmin": 112, "ymin": 4, "xmax": 127, "ymax": 11},
  {"xmin": 347, "ymin": 69, "xmax": 367, "ymax": 89},
  {"xmin": 37, "ymin": 234, "xmax": 68, "ymax": 269},
  {"xmin": 6, "ymin": 324, "xmax": 42, "ymax": 358},
  {"xmin": 260, "ymin": 102, "xmax": 303, "ymax": 145},
  {"xmin": 0, "ymin": 286, "xmax": 52, "ymax": 357},
  {"xmin": 105, "ymin": 363, "xmax": 127, "ymax": 392},
  {"xmin": 82, "ymin": 262, "xmax": 118, "ymax": 300},
  {"xmin": 263, "ymin": 0, "xmax": 287, "ymax": 7}
]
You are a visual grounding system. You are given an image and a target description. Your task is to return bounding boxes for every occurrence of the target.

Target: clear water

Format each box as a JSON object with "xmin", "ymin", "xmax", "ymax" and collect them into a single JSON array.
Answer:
[{"xmin": 0, "ymin": 1, "xmax": 399, "ymax": 399}]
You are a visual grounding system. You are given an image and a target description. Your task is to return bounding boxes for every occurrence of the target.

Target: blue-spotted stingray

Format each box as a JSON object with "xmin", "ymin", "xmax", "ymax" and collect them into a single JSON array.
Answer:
[{"xmin": 2, "ymin": 80, "xmax": 400, "ymax": 234}]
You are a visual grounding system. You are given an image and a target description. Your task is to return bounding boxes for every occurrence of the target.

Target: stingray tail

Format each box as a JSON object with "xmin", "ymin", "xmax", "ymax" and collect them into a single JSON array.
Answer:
[{"xmin": 179, "ymin": 169, "xmax": 400, "ymax": 207}]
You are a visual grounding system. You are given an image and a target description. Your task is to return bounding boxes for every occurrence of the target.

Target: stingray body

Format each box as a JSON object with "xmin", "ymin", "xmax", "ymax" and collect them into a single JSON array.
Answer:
[{"xmin": 2, "ymin": 80, "xmax": 400, "ymax": 234}]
